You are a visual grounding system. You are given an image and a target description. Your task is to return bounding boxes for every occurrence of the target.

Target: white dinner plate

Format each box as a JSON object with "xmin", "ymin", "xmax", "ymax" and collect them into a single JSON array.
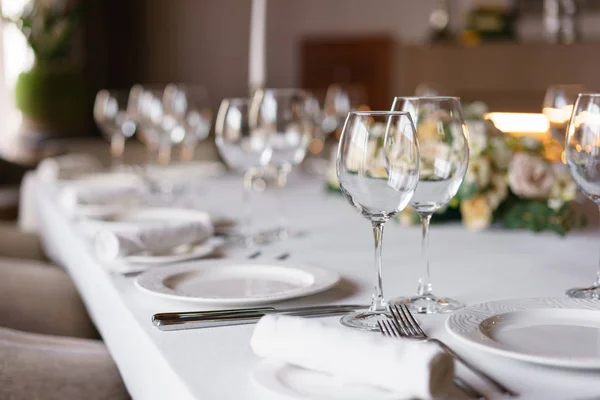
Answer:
[
  {"xmin": 251, "ymin": 360, "xmax": 402, "ymax": 400},
  {"xmin": 446, "ymin": 297, "xmax": 600, "ymax": 369},
  {"xmin": 135, "ymin": 260, "xmax": 340, "ymax": 305}
]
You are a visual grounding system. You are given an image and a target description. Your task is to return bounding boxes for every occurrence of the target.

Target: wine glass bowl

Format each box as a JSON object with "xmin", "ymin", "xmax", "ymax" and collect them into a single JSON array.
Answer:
[
  {"xmin": 565, "ymin": 93, "xmax": 600, "ymax": 299},
  {"xmin": 543, "ymin": 84, "xmax": 586, "ymax": 142},
  {"xmin": 216, "ymin": 98, "xmax": 272, "ymax": 172},
  {"xmin": 216, "ymin": 98, "xmax": 272, "ymax": 244},
  {"xmin": 336, "ymin": 111, "xmax": 420, "ymax": 331},
  {"xmin": 164, "ymin": 84, "xmax": 213, "ymax": 162},
  {"xmin": 250, "ymin": 88, "xmax": 312, "ymax": 170},
  {"xmin": 93, "ymin": 89, "xmax": 139, "ymax": 168},
  {"xmin": 390, "ymin": 96, "xmax": 470, "ymax": 314},
  {"xmin": 250, "ymin": 88, "xmax": 314, "ymax": 237}
]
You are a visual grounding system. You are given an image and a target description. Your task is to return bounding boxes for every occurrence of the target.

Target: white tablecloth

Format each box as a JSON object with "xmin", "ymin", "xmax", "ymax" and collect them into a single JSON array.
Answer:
[{"xmin": 31, "ymin": 172, "xmax": 600, "ymax": 399}]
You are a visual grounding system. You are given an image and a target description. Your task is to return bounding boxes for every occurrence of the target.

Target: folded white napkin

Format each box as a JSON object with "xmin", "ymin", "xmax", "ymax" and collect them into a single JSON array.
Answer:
[
  {"xmin": 57, "ymin": 173, "xmax": 148, "ymax": 213},
  {"xmin": 37, "ymin": 153, "xmax": 102, "ymax": 182},
  {"xmin": 95, "ymin": 217, "xmax": 214, "ymax": 261},
  {"xmin": 251, "ymin": 315, "xmax": 454, "ymax": 399}
]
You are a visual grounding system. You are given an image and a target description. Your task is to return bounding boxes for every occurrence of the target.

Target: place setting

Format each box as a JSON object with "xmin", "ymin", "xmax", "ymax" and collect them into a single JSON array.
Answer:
[
  {"xmin": 141, "ymin": 93, "xmax": 600, "ymax": 399},
  {"xmin": 31, "ymin": 86, "xmax": 600, "ymax": 400}
]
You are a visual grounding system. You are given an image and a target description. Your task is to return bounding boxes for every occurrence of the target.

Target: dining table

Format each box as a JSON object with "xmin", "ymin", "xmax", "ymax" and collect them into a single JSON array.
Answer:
[{"xmin": 25, "ymin": 169, "xmax": 600, "ymax": 399}]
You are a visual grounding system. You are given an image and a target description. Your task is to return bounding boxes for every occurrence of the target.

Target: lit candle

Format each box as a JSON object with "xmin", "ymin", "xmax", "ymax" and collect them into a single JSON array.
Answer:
[{"xmin": 249, "ymin": 0, "xmax": 266, "ymax": 94}]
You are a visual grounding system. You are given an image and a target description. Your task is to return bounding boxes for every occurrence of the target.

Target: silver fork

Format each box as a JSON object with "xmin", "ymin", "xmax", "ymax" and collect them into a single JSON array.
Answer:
[
  {"xmin": 389, "ymin": 304, "xmax": 517, "ymax": 397},
  {"xmin": 378, "ymin": 320, "xmax": 484, "ymax": 400}
]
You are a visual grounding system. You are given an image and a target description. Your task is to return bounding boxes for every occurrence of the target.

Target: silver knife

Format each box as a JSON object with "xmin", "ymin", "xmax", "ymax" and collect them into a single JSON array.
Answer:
[{"xmin": 153, "ymin": 304, "xmax": 367, "ymax": 331}]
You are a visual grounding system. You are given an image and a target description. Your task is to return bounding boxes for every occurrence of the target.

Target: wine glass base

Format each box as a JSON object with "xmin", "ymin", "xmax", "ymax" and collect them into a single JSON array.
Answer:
[
  {"xmin": 339, "ymin": 310, "xmax": 390, "ymax": 332},
  {"xmin": 566, "ymin": 286, "xmax": 600, "ymax": 299},
  {"xmin": 391, "ymin": 295, "xmax": 464, "ymax": 314}
]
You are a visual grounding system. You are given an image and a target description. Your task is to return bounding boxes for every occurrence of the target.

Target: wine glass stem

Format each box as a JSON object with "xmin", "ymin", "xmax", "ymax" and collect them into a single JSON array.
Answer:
[
  {"xmin": 370, "ymin": 221, "xmax": 386, "ymax": 312},
  {"xmin": 276, "ymin": 167, "xmax": 289, "ymax": 230},
  {"xmin": 110, "ymin": 135, "xmax": 125, "ymax": 169},
  {"xmin": 241, "ymin": 170, "xmax": 255, "ymax": 236},
  {"xmin": 158, "ymin": 139, "xmax": 172, "ymax": 166},
  {"xmin": 417, "ymin": 213, "xmax": 433, "ymax": 297},
  {"xmin": 180, "ymin": 142, "xmax": 195, "ymax": 162},
  {"xmin": 594, "ymin": 205, "xmax": 600, "ymax": 287}
]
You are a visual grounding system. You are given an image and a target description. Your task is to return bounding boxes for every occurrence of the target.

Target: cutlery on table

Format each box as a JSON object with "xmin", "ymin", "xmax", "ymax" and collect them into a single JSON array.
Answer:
[
  {"xmin": 246, "ymin": 251, "xmax": 289, "ymax": 260},
  {"xmin": 378, "ymin": 319, "xmax": 484, "ymax": 400},
  {"xmin": 153, "ymin": 304, "xmax": 367, "ymax": 331},
  {"xmin": 388, "ymin": 304, "xmax": 517, "ymax": 397}
]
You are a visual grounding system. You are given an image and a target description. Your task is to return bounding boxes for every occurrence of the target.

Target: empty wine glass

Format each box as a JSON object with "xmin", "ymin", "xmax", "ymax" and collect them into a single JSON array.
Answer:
[
  {"xmin": 337, "ymin": 111, "xmax": 420, "ymax": 331},
  {"xmin": 322, "ymin": 84, "xmax": 368, "ymax": 136},
  {"xmin": 543, "ymin": 84, "xmax": 586, "ymax": 142},
  {"xmin": 391, "ymin": 96, "xmax": 470, "ymax": 314},
  {"xmin": 216, "ymin": 98, "xmax": 272, "ymax": 244},
  {"xmin": 93, "ymin": 89, "xmax": 139, "ymax": 168},
  {"xmin": 164, "ymin": 84, "xmax": 212, "ymax": 162},
  {"xmin": 249, "ymin": 88, "xmax": 313, "ymax": 237},
  {"xmin": 135, "ymin": 86, "xmax": 172, "ymax": 165},
  {"xmin": 565, "ymin": 93, "xmax": 600, "ymax": 299}
]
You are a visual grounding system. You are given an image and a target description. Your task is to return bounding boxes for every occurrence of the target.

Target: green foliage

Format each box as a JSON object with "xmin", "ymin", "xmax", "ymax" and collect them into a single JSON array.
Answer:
[
  {"xmin": 15, "ymin": 65, "xmax": 86, "ymax": 126},
  {"xmin": 456, "ymin": 180, "xmax": 477, "ymax": 202},
  {"xmin": 495, "ymin": 195, "xmax": 585, "ymax": 236}
]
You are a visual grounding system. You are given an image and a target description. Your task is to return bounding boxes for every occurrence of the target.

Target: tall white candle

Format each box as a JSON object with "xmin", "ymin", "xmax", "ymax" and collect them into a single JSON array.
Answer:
[{"xmin": 249, "ymin": 0, "xmax": 266, "ymax": 94}]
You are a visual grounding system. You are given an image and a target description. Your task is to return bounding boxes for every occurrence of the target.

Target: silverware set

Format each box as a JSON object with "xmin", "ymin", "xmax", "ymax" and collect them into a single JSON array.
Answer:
[
  {"xmin": 378, "ymin": 304, "xmax": 516, "ymax": 399},
  {"xmin": 152, "ymin": 304, "xmax": 368, "ymax": 331},
  {"xmin": 247, "ymin": 250, "xmax": 290, "ymax": 260}
]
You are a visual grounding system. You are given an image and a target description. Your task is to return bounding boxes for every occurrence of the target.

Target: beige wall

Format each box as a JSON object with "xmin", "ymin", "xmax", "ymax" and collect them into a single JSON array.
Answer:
[{"xmin": 134, "ymin": 0, "xmax": 600, "ymax": 109}]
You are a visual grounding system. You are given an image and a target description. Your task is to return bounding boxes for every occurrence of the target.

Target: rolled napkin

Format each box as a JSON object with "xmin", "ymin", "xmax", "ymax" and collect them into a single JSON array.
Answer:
[
  {"xmin": 251, "ymin": 315, "xmax": 454, "ymax": 399},
  {"xmin": 37, "ymin": 153, "xmax": 102, "ymax": 182},
  {"xmin": 95, "ymin": 217, "xmax": 214, "ymax": 262}
]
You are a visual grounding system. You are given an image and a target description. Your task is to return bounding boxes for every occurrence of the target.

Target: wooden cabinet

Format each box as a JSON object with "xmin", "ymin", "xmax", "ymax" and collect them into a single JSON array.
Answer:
[{"xmin": 399, "ymin": 43, "xmax": 600, "ymax": 112}]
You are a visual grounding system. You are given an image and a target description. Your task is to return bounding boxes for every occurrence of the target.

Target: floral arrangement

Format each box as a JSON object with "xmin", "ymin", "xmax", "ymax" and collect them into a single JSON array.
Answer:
[{"xmin": 327, "ymin": 102, "xmax": 584, "ymax": 235}]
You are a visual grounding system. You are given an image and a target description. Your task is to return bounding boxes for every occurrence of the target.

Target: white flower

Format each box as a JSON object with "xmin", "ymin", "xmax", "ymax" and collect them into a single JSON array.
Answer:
[
  {"xmin": 508, "ymin": 153, "xmax": 555, "ymax": 198},
  {"xmin": 370, "ymin": 122, "xmax": 387, "ymax": 138},
  {"xmin": 463, "ymin": 101, "xmax": 489, "ymax": 120},
  {"xmin": 550, "ymin": 164, "xmax": 577, "ymax": 202},
  {"xmin": 486, "ymin": 174, "xmax": 508, "ymax": 210},
  {"xmin": 419, "ymin": 141, "xmax": 452, "ymax": 179},
  {"xmin": 466, "ymin": 120, "xmax": 488, "ymax": 157},
  {"xmin": 548, "ymin": 199, "xmax": 564, "ymax": 210},
  {"xmin": 466, "ymin": 157, "xmax": 491, "ymax": 189},
  {"xmin": 397, "ymin": 207, "xmax": 418, "ymax": 227},
  {"xmin": 460, "ymin": 195, "xmax": 492, "ymax": 231},
  {"xmin": 489, "ymin": 137, "xmax": 512, "ymax": 170},
  {"xmin": 519, "ymin": 136, "xmax": 543, "ymax": 152}
]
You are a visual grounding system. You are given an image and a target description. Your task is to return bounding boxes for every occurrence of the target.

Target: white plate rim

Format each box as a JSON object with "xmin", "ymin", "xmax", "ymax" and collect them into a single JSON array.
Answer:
[
  {"xmin": 134, "ymin": 259, "xmax": 341, "ymax": 305},
  {"xmin": 445, "ymin": 297, "xmax": 600, "ymax": 369},
  {"xmin": 251, "ymin": 360, "xmax": 402, "ymax": 400},
  {"xmin": 126, "ymin": 237, "xmax": 221, "ymax": 264}
]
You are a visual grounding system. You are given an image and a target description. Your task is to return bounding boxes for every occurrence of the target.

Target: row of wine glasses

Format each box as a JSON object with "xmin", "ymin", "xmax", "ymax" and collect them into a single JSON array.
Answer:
[
  {"xmin": 93, "ymin": 84, "xmax": 212, "ymax": 168},
  {"xmin": 336, "ymin": 96, "xmax": 470, "ymax": 331},
  {"xmin": 215, "ymin": 88, "xmax": 316, "ymax": 244}
]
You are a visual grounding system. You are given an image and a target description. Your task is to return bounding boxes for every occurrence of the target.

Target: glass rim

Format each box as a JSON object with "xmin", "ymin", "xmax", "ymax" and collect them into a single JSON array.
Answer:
[
  {"xmin": 348, "ymin": 110, "xmax": 412, "ymax": 117},
  {"xmin": 392, "ymin": 96, "xmax": 460, "ymax": 101},
  {"xmin": 577, "ymin": 93, "xmax": 600, "ymax": 97},
  {"xmin": 222, "ymin": 97, "xmax": 249, "ymax": 103},
  {"xmin": 256, "ymin": 88, "xmax": 308, "ymax": 94}
]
